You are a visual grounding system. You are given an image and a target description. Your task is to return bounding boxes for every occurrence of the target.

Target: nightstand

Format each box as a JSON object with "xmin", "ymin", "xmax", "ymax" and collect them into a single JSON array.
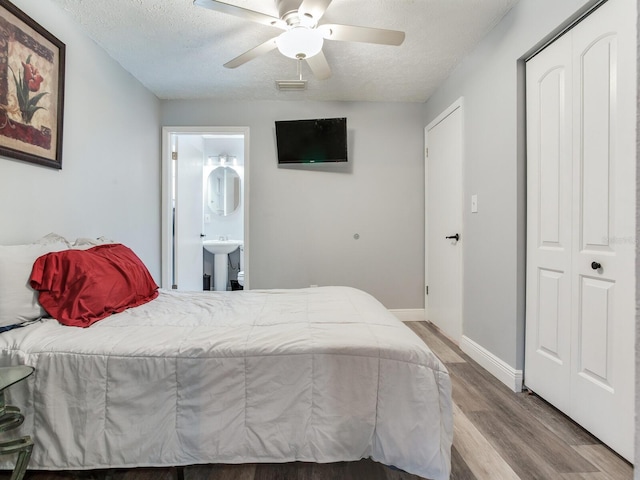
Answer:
[{"xmin": 0, "ymin": 365, "xmax": 34, "ymax": 480}]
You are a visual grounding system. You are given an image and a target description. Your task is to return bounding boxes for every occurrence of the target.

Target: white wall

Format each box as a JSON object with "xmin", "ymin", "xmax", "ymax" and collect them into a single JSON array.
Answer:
[
  {"xmin": 0, "ymin": 0, "xmax": 161, "ymax": 279},
  {"xmin": 162, "ymin": 100, "xmax": 425, "ymax": 309},
  {"xmin": 422, "ymin": 0, "xmax": 608, "ymax": 371}
]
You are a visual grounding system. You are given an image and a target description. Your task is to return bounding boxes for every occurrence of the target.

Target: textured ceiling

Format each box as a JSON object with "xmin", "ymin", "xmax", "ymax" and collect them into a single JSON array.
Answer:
[{"xmin": 51, "ymin": 0, "xmax": 519, "ymax": 102}]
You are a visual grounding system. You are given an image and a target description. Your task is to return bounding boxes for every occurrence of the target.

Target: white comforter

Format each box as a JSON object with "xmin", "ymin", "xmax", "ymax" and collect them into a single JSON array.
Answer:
[{"xmin": 0, "ymin": 287, "xmax": 452, "ymax": 480}]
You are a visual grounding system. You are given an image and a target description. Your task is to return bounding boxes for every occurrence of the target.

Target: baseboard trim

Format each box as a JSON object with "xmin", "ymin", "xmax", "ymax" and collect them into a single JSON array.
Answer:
[
  {"xmin": 460, "ymin": 335, "xmax": 523, "ymax": 393},
  {"xmin": 390, "ymin": 308, "xmax": 425, "ymax": 322}
]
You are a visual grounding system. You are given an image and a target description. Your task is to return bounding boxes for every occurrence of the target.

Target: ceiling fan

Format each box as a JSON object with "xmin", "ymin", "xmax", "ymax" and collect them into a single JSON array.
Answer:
[{"xmin": 193, "ymin": 0, "xmax": 405, "ymax": 80}]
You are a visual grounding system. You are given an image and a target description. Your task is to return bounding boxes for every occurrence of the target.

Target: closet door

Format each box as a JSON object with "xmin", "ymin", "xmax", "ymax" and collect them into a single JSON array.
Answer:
[
  {"xmin": 525, "ymin": 31, "xmax": 573, "ymax": 415},
  {"xmin": 525, "ymin": 0, "xmax": 635, "ymax": 462},
  {"xmin": 568, "ymin": 0, "xmax": 635, "ymax": 461}
]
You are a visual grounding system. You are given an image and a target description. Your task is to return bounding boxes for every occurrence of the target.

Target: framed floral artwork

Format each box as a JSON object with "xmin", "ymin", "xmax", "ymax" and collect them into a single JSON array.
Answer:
[{"xmin": 0, "ymin": 0, "xmax": 65, "ymax": 169}]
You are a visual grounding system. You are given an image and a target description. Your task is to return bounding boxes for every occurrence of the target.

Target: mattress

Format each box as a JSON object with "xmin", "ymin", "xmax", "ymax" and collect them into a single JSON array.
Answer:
[{"xmin": 0, "ymin": 286, "xmax": 452, "ymax": 480}]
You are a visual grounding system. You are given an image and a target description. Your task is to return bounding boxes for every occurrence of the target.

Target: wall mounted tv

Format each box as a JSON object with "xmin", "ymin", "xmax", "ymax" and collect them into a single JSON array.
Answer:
[{"xmin": 275, "ymin": 117, "xmax": 348, "ymax": 164}]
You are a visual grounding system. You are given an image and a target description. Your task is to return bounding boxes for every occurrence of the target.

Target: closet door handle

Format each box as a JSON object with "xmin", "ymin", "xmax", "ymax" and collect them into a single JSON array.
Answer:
[
  {"xmin": 591, "ymin": 261, "xmax": 602, "ymax": 270},
  {"xmin": 445, "ymin": 233, "xmax": 460, "ymax": 241}
]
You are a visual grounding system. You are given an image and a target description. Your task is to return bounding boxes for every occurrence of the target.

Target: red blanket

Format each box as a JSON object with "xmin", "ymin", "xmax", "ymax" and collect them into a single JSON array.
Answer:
[{"xmin": 30, "ymin": 243, "xmax": 158, "ymax": 327}]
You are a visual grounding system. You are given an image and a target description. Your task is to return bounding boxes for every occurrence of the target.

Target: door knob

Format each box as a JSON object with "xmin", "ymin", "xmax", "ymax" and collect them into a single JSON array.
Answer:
[
  {"xmin": 200, "ymin": 233, "xmax": 206, "ymax": 238},
  {"xmin": 445, "ymin": 233, "xmax": 460, "ymax": 241},
  {"xmin": 591, "ymin": 261, "xmax": 601, "ymax": 270}
]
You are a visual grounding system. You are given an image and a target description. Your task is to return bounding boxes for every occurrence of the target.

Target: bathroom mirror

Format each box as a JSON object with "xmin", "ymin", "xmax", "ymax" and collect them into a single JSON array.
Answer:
[{"xmin": 207, "ymin": 166, "xmax": 241, "ymax": 216}]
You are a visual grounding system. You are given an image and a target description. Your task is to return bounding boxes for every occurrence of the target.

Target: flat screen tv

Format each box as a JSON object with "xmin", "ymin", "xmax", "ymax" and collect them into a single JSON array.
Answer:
[{"xmin": 275, "ymin": 117, "xmax": 348, "ymax": 164}]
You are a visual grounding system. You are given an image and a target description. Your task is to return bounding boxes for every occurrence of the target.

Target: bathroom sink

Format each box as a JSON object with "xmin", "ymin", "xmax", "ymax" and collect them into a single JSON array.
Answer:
[
  {"xmin": 203, "ymin": 239, "xmax": 243, "ymax": 255},
  {"xmin": 203, "ymin": 239, "xmax": 243, "ymax": 291}
]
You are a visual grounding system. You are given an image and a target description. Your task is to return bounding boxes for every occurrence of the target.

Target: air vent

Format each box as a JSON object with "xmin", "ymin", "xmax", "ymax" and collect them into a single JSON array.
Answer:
[{"xmin": 276, "ymin": 79, "xmax": 307, "ymax": 91}]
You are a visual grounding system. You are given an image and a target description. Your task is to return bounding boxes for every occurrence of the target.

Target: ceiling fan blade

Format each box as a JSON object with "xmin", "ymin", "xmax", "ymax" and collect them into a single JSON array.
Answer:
[
  {"xmin": 298, "ymin": 0, "xmax": 333, "ymax": 24},
  {"xmin": 319, "ymin": 23, "xmax": 405, "ymax": 46},
  {"xmin": 305, "ymin": 50, "xmax": 332, "ymax": 80},
  {"xmin": 194, "ymin": 0, "xmax": 286, "ymax": 30},
  {"xmin": 224, "ymin": 37, "xmax": 279, "ymax": 69}
]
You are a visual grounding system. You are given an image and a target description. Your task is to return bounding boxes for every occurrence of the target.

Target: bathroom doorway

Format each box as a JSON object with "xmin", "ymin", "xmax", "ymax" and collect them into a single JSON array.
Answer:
[{"xmin": 161, "ymin": 126, "xmax": 250, "ymax": 291}]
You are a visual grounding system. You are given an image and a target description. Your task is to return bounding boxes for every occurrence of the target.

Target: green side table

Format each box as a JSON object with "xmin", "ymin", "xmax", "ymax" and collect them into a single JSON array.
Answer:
[{"xmin": 0, "ymin": 366, "xmax": 35, "ymax": 480}]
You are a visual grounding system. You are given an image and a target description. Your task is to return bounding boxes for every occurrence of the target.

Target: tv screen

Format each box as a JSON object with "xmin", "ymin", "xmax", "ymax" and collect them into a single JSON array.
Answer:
[{"xmin": 275, "ymin": 117, "xmax": 347, "ymax": 164}]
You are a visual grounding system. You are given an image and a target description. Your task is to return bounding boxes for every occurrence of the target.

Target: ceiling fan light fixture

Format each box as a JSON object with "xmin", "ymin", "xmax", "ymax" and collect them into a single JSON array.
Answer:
[{"xmin": 276, "ymin": 27, "xmax": 323, "ymax": 59}]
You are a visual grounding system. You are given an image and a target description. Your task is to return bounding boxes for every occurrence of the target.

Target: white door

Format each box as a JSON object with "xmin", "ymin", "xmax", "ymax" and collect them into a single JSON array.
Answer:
[
  {"xmin": 569, "ymin": 0, "xmax": 635, "ymax": 459},
  {"xmin": 174, "ymin": 135, "xmax": 204, "ymax": 291},
  {"xmin": 525, "ymin": 27, "xmax": 574, "ymax": 415},
  {"xmin": 525, "ymin": 0, "xmax": 635, "ymax": 461},
  {"xmin": 425, "ymin": 99, "xmax": 463, "ymax": 343}
]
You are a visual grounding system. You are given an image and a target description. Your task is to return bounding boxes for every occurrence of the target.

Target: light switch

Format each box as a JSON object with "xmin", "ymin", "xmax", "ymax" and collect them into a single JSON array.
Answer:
[
  {"xmin": 204, "ymin": 214, "xmax": 211, "ymax": 223},
  {"xmin": 471, "ymin": 194, "xmax": 478, "ymax": 213}
]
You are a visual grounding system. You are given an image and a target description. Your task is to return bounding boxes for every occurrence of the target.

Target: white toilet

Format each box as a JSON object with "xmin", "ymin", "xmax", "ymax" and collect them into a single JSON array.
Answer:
[{"xmin": 237, "ymin": 245, "xmax": 245, "ymax": 288}]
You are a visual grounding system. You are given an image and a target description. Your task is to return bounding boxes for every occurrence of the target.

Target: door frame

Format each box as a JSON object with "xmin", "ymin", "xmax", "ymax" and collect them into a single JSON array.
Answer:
[
  {"xmin": 161, "ymin": 126, "xmax": 251, "ymax": 290},
  {"xmin": 424, "ymin": 97, "xmax": 465, "ymax": 341}
]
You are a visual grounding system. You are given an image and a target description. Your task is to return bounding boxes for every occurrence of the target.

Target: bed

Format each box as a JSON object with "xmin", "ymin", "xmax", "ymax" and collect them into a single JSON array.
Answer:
[{"xmin": 0, "ymin": 237, "xmax": 453, "ymax": 480}]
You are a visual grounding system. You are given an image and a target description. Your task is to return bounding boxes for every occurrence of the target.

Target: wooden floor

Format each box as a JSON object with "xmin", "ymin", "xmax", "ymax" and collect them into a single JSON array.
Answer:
[{"xmin": 2, "ymin": 321, "xmax": 632, "ymax": 480}]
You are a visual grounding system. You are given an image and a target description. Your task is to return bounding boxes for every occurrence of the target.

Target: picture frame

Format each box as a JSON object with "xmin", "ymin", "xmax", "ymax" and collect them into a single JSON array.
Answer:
[{"xmin": 0, "ymin": 0, "xmax": 65, "ymax": 169}]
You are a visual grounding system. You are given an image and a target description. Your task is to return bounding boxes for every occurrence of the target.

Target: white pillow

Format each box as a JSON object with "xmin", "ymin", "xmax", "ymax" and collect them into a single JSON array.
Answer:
[
  {"xmin": 37, "ymin": 232, "xmax": 71, "ymax": 248},
  {"xmin": 0, "ymin": 235, "xmax": 70, "ymax": 327},
  {"xmin": 71, "ymin": 236, "xmax": 115, "ymax": 250}
]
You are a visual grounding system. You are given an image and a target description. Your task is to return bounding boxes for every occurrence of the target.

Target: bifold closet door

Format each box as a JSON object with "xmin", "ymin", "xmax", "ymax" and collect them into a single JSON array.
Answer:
[
  {"xmin": 525, "ymin": 29, "xmax": 573, "ymax": 415},
  {"xmin": 525, "ymin": 0, "xmax": 635, "ymax": 462}
]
